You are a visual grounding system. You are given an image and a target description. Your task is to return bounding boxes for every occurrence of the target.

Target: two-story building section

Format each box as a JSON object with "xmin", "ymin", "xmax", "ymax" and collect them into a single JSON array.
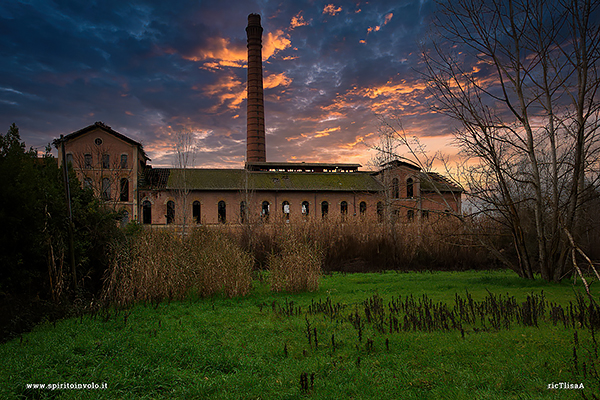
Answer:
[{"xmin": 55, "ymin": 121, "xmax": 149, "ymax": 223}]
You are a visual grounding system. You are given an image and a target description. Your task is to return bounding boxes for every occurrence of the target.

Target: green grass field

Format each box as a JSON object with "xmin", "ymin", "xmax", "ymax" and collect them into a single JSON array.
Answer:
[{"xmin": 1, "ymin": 270, "xmax": 598, "ymax": 399}]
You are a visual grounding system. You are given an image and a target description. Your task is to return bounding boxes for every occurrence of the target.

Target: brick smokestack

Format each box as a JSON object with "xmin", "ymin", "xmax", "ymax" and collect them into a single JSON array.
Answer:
[{"xmin": 246, "ymin": 13, "xmax": 266, "ymax": 163}]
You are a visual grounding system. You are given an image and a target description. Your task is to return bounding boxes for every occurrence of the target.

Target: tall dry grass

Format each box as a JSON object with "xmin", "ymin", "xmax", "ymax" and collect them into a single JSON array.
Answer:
[
  {"xmin": 233, "ymin": 215, "xmax": 496, "ymax": 273},
  {"xmin": 102, "ymin": 227, "xmax": 253, "ymax": 307},
  {"xmin": 267, "ymin": 228, "xmax": 323, "ymax": 292},
  {"xmin": 101, "ymin": 216, "xmax": 498, "ymax": 307}
]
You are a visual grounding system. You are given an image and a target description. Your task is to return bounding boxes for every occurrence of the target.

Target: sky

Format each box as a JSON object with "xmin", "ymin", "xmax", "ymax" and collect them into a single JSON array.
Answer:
[{"xmin": 0, "ymin": 0, "xmax": 460, "ymax": 169}]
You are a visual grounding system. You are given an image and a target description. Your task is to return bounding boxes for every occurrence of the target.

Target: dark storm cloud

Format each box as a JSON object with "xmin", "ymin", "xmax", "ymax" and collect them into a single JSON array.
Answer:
[{"xmin": 0, "ymin": 0, "xmax": 456, "ymax": 167}]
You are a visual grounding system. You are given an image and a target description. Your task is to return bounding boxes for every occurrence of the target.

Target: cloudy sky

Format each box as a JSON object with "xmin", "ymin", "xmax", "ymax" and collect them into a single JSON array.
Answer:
[{"xmin": 0, "ymin": 0, "xmax": 459, "ymax": 168}]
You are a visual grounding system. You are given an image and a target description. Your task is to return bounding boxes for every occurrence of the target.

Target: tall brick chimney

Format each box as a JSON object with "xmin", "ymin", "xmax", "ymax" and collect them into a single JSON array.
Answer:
[{"xmin": 246, "ymin": 13, "xmax": 266, "ymax": 163}]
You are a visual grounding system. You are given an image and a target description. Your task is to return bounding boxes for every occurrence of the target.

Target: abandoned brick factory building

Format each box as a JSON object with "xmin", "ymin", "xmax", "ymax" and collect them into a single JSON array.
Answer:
[{"xmin": 55, "ymin": 14, "xmax": 462, "ymax": 226}]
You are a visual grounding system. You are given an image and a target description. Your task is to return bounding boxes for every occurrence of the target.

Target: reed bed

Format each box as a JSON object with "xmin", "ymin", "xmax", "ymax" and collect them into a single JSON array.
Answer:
[{"xmin": 102, "ymin": 228, "xmax": 253, "ymax": 307}]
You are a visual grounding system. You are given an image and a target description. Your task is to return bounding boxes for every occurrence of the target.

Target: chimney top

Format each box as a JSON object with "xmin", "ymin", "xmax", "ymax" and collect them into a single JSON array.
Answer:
[{"xmin": 248, "ymin": 13, "xmax": 261, "ymax": 26}]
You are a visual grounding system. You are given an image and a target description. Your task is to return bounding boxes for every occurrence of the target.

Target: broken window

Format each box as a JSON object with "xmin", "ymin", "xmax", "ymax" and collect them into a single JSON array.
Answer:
[
  {"xmin": 321, "ymin": 201, "xmax": 329, "ymax": 219},
  {"xmin": 142, "ymin": 200, "xmax": 152, "ymax": 224},
  {"xmin": 359, "ymin": 201, "xmax": 367, "ymax": 216},
  {"xmin": 392, "ymin": 178, "xmax": 399, "ymax": 199},
  {"xmin": 120, "ymin": 178, "xmax": 129, "ymax": 202},
  {"xmin": 84, "ymin": 154, "xmax": 92, "ymax": 168},
  {"xmin": 239, "ymin": 201, "xmax": 247, "ymax": 224},
  {"xmin": 218, "ymin": 200, "xmax": 226, "ymax": 224},
  {"xmin": 407, "ymin": 178, "xmax": 414, "ymax": 198},
  {"xmin": 193, "ymin": 201, "xmax": 201, "ymax": 224},
  {"xmin": 261, "ymin": 201, "xmax": 270, "ymax": 222},
  {"xmin": 166, "ymin": 200, "xmax": 175, "ymax": 224},
  {"xmin": 376, "ymin": 201, "xmax": 383, "ymax": 223},
  {"xmin": 102, "ymin": 154, "xmax": 110, "ymax": 169},
  {"xmin": 301, "ymin": 201, "xmax": 309, "ymax": 217},
  {"xmin": 282, "ymin": 201, "xmax": 290, "ymax": 221},
  {"xmin": 101, "ymin": 178, "xmax": 111, "ymax": 200},
  {"xmin": 120, "ymin": 154, "xmax": 128, "ymax": 169}
]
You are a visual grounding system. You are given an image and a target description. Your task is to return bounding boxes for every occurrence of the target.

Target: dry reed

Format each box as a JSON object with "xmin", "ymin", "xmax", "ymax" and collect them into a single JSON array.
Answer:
[{"xmin": 102, "ymin": 227, "xmax": 253, "ymax": 307}]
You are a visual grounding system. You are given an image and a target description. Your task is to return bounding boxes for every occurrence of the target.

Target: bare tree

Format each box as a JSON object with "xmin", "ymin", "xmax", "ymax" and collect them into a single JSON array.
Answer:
[
  {"xmin": 422, "ymin": 0, "xmax": 600, "ymax": 282},
  {"xmin": 172, "ymin": 129, "xmax": 198, "ymax": 236}
]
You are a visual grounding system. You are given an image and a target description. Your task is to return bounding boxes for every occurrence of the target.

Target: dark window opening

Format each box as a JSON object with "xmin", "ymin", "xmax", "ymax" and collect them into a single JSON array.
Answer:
[
  {"xmin": 166, "ymin": 200, "xmax": 175, "ymax": 224},
  {"xmin": 240, "ymin": 201, "xmax": 247, "ymax": 224},
  {"xmin": 101, "ymin": 178, "xmax": 111, "ymax": 200},
  {"xmin": 119, "ymin": 178, "xmax": 129, "ymax": 202},
  {"xmin": 376, "ymin": 201, "xmax": 383, "ymax": 223},
  {"xmin": 193, "ymin": 201, "xmax": 201, "ymax": 224},
  {"xmin": 301, "ymin": 201, "xmax": 310, "ymax": 217},
  {"xmin": 66, "ymin": 153, "xmax": 73, "ymax": 166},
  {"xmin": 392, "ymin": 178, "xmax": 399, "ymax": 199},
  {"xmin": 84, "ymin": 154, "xmax": 92, "ymax": 168},
  {"xmin": 218, "ymin": 201, "xmax": 226, "ymax": 224},
  {"xmin": 422, "ymin": 210, "xmax": 429, "ymax": 220},
  {"xmin": 359, "ymin": 201, "xmax": 367, "ymax": 216},
  {"xmin": 102, "ymin": 154, "xmax": 110, "ymax": 169},
  {"xmin": 321, "ymin": 201, "xmax": 329, "ymax": 219},
  {"xmin": 120, "ymin": 154, "xmax": 128, "ymax": 169},
  {"xmin": 142, "ymin": 200, "xmax": 152, "ymax": 224},
  {"xmin": 407, "ymin": 209, "xmax": 414, "ymax": 222},
  {"xmin": 407, "ymin": 178, "xmax": 414, "ymax": 198},
  {"xmin": 340, "ymin": 201, "xmax": 348, "ymax": 221},
  {"xmin": 261, "ymin": 201, "xmax": 270, "ymax": 222}
]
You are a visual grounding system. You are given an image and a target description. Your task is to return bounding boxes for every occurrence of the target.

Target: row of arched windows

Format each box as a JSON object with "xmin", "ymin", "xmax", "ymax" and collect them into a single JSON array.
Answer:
[
  {"xmin": 140, "ymin": 199, "xmax": 374, "ymax": 224},
  {"xmin": 391, "ymin": 177, "xmax": 414, "ymax": 199}
]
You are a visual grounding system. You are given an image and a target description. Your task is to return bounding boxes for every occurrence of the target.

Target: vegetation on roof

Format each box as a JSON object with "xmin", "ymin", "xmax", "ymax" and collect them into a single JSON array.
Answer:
[{"xmin": 163, "ymin": 169, "xmax": 383, "ymax": 192}]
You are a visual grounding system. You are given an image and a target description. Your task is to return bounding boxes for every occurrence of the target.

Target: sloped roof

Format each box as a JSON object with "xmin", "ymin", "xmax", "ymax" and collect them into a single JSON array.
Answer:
[
  {"xmin": 420, "ymin": 172, "xmax": 463, "ymax": 193},
  {"xmin": 143, "ymin": 168, "xmax": 383, "ymax": 192},
  {"xmin": 58, "ymin": 121, "xmax": 150, "ymax": 161}
]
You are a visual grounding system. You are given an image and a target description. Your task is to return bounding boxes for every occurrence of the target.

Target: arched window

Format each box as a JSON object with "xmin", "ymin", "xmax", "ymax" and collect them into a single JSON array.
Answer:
[
  {"xmin": 321, "ymin": 201, "xmax": 329, "ymax": 219},
  {"xmin": 359, "ymin": 201, "xmax": 367, "ymax": 216},
  {"xmin": 282, "ymin": 201, "xmax": 290, "ymax": 221},
  {"xmin": 142, "ymin": 200, "xmax": 152, "ymax": 224},
  {"xmin": 120, "ymin": 178, "xmax": 129, "ymax": 202},
  {"xmin": 407, "ymin": 178, "xmax": 414, "ymax": 198},
  {"xmin": 120, "ymin": 210, "xmax": 129, "ymax": 227},
  {"xmin": 261, "ymin": 201, "xmax": 270, "ymax": 222},
  {"xmin": 240, "ymin": 201, "xmax": 247, "ymax": 224},
  {"xmin": 340, "ymin": 201, "xmax": 348, "ymax": 221},
  {"xmin": 102, "ymin": 154, "xmax": 110, "ymax": 169},
  {"xmin": 166, "ymin": 201, "xmax": 175, "ymax": 224},
  {"xmin": 421, "ymin": 210, "xmax": 429, "ymax": 220},
  {"xmin": 120, "ymin": 154, "xmax": 128, "ymax": 169},
  {"xmin": 101, "ymin": 178, "xmax": 111, "ymax": 200},
  {"xmin": 392, "ymin": 178, "xmax": 399, "ymax": 199},
  {"xmin": 84, "ymin": 153, "xmax": 92, "ymax": 168},
  {"xmin": 83, "ymin": 177, "xmax": 93, "ymax": 190},
  {"xmin": 376, "ymin": 201, "xmax": 383, "ymax": 223},
  {"xmin": 301, "ymin": 201, "xmax": 310, "ymax": 216},
  {"xmin": 407, "ymin": 209, "xmax": 414, "ymax": 222},
  {"xmin": 193, "ymin": 201, "xmax": 201, "ymax": 224},
  {"xmin": 218, "ymin": 201, "xmax": 226, "ymax": 223}
]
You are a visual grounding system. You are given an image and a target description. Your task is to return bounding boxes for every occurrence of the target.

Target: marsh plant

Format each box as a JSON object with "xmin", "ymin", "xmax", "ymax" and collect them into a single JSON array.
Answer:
[
  {"xmin": 102, "ymin": 228, "xmax": 253, "ymax": 307},
  {"xmin": 268, "ymin": 229, "xmax": 323, "ymax": 293}
]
